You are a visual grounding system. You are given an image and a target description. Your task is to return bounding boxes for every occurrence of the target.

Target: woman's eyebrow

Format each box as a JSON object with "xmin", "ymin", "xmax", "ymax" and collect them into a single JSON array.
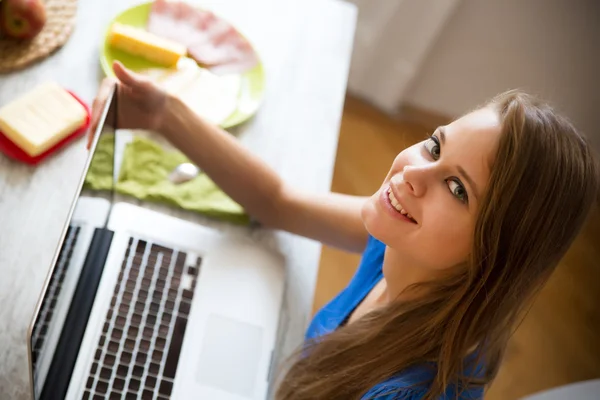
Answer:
[{"xmin": 437, "ymin": 126, "xmax": 446, "ymax": 144}]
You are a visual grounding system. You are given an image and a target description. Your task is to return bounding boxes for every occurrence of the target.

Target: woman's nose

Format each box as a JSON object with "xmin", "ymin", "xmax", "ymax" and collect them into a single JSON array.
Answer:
[{"xmin": 402, "ymin": 165, "xmax": 427, "ymax": 197}]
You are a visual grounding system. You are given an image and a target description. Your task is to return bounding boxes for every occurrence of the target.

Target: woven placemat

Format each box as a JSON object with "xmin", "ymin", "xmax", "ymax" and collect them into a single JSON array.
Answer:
[{"xmin": 0, "ymin": 0, "xmax": 78, "ymax": 73}]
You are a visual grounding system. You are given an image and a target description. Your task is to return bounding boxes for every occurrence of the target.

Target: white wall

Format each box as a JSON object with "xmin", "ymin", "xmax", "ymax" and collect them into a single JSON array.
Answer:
[
  {"xmin": 344, "ymin": 0, "xmax": 461, "ymax": 113},
  {"xmin": 404, "ymin": 0, "xmax": 600, "ymax": 149}
]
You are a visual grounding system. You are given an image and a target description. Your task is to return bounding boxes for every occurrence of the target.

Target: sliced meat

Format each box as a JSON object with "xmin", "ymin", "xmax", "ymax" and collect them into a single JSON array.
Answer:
[{"xmin": 147, "ymin": 0, "xmax": 258, "ymax": 74}]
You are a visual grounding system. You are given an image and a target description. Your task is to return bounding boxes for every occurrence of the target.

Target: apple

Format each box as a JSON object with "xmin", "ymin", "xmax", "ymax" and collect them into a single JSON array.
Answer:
[{"xmin": 0, "ymin": 0, "xmax": 46, "ymax": 40}]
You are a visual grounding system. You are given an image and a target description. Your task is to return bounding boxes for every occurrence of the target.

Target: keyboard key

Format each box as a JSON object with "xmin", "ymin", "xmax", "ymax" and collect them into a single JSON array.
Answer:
[
  {"xmin": 113, "ymin": 377, "xmax": 125, "ymax": 390},
  {"xmin": 121, "ymin": 351, "xmax": 132, "ymax": 364},
  {"xmin": 164, "ymin": 316, "xmax": 188, "ymax": 379},
  {"xmin": 143, "ymin": 326, "xmax": 154, "ymax": 338},
  {"xmin": 96, "ymin": 380, "xmax": 108, "ymax": 394},
  {"xmin": 109, "ymin": 392, "xmax": 122, "ymax": 400},
  {"xmin": 159, "ymin": 379, "xmax": 173, "ymax": 396},
  {"xmin": 116, "ymin": 364, "xmax": 129, "ymax": 378},
  {"xmin": 150, "ymin": 301, "xmax": 160, "ymax": 314},
  {"xmin": 135, "ymin": 352, "xmax": 148, "ymax": 366},
  {"xmin": 152, "ymin": 349, "xmax": 164, "ymax": 363},
  {"xmin": 104, "ymin": 354, "xmax": 116, "ymax": 367},
  {"xmin": 140, "ymin": 339, "xmax": 151, "ymax": 352},
  {"xmin": 145, "ymin": 375, "xmax": 157, "ymax": 388},
  {"xmin": 128, "ymin": 377, "xmax": 141, "ymax": 391},
  {"xmin": 100, "ymin": 367, "xmax": 112, "ymax": 380},
  {"xmin": 127, "ymin": 327, "xmax": 139, "ymax": 339},
  {"xmin": 135, "ymin": 300, "xmax": 145, "ymax": 312},
  {"xmin": 149, "ymin": 363, "xmax": 160, "ymax": 375},
  {"xmin": 132, "ymin": 364, "xmax": 144, "ymax": 377},
  {"xmin": 124, "ymin": 338, "xmax": 135, "ymax": 351},
  {"xmin": 108, "ymin": 340, "xmax": 119, "ymax": 353},
  {"xmin": 161, "ymin": 311, "xmax": 172, "ymax": 325},
  {"xmin": 116, "ymin": 315, "xmax": 127, "ymax": 327},
  {"xmin": 131, "ymin": 313, "xmax": 142, "ymax": 326},
  {"xmin": 158, "ymin": 324, "xmax": 169, "ymax": 337},
  {"xmin": 174, "ymin": 253, "xmax": 186, "ymax": 273},
  {"xmin": 155, "ymin": 337, "xmax": 166, "ymax": 349},
  {"xmin": 112, "ymin": 328, "xmax": 123, "ymax": 340},
  {"xmin": 179, "ymin": 300, "xmax": 191, "ymax": 316}
]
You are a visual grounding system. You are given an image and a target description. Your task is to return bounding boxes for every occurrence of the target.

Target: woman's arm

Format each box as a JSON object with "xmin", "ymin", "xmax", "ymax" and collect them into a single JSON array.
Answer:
[{"xmin": 161, "ymin": 95, "xmax": 369, "ymax": 253}]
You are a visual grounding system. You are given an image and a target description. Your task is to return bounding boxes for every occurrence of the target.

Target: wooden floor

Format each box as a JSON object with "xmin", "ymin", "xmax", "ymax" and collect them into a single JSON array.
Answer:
[{"xmin": 312, "ymin": 96, "xmax": 600, "ymax": 400}]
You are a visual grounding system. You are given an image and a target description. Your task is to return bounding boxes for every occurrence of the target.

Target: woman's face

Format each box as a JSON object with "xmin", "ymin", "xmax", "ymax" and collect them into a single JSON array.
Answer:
[{"xmin": 362, "ymin": 108, "xmax": 502, "ymax": 274}]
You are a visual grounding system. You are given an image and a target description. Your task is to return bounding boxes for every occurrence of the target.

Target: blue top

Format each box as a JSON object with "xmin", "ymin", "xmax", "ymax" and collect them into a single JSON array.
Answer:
[{"xmin": 306, "ymin": 235, "xmax": 484, "ymax": 399}]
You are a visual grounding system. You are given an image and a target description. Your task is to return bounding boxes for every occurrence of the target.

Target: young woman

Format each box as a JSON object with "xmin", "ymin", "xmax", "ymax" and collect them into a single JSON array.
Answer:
[{"xmin": 89, "ymin": 61, "xmax": 599, "ymax": 399}]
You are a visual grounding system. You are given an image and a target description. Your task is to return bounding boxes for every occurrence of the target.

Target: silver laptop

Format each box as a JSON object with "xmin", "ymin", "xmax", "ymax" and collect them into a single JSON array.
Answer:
[{"xmin": 27, "ymin": 87, "xmax": 286, "ymax": 400}]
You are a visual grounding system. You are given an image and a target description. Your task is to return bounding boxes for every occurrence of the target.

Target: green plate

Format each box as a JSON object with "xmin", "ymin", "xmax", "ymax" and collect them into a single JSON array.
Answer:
[{"xmin": 100, "ymin": 2, "xmax": 265, "ymax": 129}]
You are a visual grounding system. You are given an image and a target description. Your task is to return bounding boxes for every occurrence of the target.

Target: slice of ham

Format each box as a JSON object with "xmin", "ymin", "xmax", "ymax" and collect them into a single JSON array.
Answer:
[{"xmin": 147, "ymin": 0, "xmax": 258, "ymax": 74}]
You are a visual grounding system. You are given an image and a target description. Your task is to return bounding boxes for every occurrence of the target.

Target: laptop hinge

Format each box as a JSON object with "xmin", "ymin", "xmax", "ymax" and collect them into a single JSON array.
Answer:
[{"xmin": 40, "ymin": 227, "xmax": 114, "ymax": 400}]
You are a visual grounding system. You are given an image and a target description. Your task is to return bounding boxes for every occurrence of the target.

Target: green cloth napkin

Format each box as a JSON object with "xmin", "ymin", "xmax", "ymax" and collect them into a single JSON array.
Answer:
[{"xmin": 84, "ymin": 134, "xmax": 249, "ymax": 225}]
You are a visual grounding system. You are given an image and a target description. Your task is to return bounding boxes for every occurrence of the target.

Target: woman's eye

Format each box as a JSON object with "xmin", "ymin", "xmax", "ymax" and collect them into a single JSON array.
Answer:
[
  {"xmin": 447, "ymin": 179, "xmax": 468, "ymax": 204},
  {"xmin": 424, "ymin": 136, "xmax": 440, "ymax": 160}
]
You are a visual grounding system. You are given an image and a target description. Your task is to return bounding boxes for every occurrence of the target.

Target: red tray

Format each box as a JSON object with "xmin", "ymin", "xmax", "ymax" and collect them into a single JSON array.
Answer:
[{"xmin": 0, "ymin": 90, "xmax": 91, "ymax": 165}]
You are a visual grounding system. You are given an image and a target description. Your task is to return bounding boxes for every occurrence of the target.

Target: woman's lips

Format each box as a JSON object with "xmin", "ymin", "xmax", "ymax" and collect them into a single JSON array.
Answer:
[{"xmin": 380, "ymin": 185, "xmax": 417, "ymax": 224}]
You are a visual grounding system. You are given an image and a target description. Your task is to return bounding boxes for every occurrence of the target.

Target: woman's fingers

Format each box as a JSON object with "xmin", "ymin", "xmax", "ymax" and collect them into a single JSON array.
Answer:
[
  {"xmin": 87, "ymin": 76, "xmax": 117, "ymax": 149},
  {"xmin": 113, "ymin": 60, "xmax": 152, "ymax": 92}
]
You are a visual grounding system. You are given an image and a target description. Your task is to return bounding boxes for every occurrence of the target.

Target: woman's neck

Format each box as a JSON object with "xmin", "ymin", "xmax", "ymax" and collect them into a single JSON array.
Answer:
[{"xmin": 380, "ymin": 246, "xmax": 444, "ymax": 304}]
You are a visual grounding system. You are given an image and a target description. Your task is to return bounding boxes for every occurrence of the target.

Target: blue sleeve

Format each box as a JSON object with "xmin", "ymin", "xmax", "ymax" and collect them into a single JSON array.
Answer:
[
  {"xmin": 361, "ymin": 385, "xmax": 426, "ymax": 400},
  {"xmin": 361, "ymin": 385, "xmax": 483, "ymax": 400}
]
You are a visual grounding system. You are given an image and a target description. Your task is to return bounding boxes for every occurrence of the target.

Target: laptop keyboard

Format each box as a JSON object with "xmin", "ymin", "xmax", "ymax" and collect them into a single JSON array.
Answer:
[
  {"xmin": 31, "ymin": 225, "xmax": 81, "ymax": 377},
  {"xmin": 83, "ymin": 237, "xmax": 200, "ymax": 400}
]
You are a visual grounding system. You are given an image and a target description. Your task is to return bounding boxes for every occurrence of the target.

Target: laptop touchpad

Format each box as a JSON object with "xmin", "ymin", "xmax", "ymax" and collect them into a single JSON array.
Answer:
[{"xmin": 196, "ymin": 314, "xmax": 263, "ymax": 397}]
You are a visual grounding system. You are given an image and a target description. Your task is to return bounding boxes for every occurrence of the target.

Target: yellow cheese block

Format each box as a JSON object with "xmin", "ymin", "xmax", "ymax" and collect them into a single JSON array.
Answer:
[
  {"xmin": 0, "ymin": 82, "xmax": 88, "ymax": 157},
  {"xmin": 108, "ymin": 22, "xmax": 187, "ymax": 67}
]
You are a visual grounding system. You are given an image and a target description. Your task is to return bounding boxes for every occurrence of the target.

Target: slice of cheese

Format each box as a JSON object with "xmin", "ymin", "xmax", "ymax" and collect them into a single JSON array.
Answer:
[
  {"xmin": 140, "ymin": 58, "xmax": 240, "ymax": 125},
  {"xmin": 0, "ymin": 82, "xmax": 88, "ymax": 157},
  {"xmin": 108, "ymin": 22, "xmax": 187, "ymax": 67}
]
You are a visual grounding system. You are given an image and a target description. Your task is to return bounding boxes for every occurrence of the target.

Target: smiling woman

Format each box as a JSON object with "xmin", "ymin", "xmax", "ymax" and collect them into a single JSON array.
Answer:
[
  {"xmin": 88, "ymin": 64, "xmax": 600, "ymax": 400},
  {"xmin": 275, "ymin": 90, "xmax": 600, "ymax": 399}
]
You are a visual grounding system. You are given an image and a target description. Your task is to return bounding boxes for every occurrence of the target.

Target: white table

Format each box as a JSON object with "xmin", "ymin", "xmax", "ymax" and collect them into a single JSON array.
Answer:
[{"xmin": 0, "ymin": 0, "xmax": 357, "ymax": 398}]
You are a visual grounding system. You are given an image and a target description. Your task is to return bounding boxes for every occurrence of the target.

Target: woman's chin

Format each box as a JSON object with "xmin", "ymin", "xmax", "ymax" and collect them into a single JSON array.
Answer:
[{"xmin": 361, "ymin": 197, "xmax": 388, "ymax": 241}]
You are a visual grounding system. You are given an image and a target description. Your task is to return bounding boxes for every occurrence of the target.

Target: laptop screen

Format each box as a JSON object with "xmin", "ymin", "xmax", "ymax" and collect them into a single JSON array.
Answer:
[{"xmin": 28, "ymin": 87, "xmax": 118, "ymax": 400}]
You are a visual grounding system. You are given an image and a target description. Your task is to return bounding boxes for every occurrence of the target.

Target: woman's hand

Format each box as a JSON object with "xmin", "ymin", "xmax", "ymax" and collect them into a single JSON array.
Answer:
[{"xmin": 87, "ymin": 61, "xmax": 168, "ymax": 148}]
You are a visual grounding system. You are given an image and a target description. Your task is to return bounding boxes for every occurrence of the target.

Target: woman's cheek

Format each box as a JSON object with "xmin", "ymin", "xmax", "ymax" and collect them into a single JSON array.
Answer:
[{"xmin": 431, "ymin": 210, "xmax": 473, "ymax": 265}]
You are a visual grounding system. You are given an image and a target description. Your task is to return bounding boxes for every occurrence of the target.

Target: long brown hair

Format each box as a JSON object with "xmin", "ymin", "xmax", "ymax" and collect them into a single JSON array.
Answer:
[{"xmin": 275, "ymin": 90, "xmax": 600, "ymax": 399}]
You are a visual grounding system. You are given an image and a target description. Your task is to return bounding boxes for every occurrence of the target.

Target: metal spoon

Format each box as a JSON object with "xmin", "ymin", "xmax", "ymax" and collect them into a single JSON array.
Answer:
[{"xmin": 168, "ymin": 162, "xmax": 200, "ymax": 184}]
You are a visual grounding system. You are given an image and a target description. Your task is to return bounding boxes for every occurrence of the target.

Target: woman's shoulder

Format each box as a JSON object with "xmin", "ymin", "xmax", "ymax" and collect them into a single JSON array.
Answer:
[
  {"xmin": 361, "ymin": 380, "xmax": 483, "ymax": 400},
  {"xmin": 360, "ymin": 363, "xmax": 485, "ymax": 400},
  {"xmin": 305, "ymin": 235, "xmax": 386, "ymax": 339}
]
